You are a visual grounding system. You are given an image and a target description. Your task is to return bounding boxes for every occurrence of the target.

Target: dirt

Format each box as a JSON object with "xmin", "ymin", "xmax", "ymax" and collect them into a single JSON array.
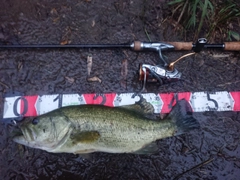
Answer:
[{"xmin": 0, "ymin": 0, "xmax": 240, "ymax": 179}]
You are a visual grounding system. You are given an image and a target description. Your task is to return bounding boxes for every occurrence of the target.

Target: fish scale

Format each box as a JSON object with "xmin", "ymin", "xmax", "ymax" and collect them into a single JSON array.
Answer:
[
  {"xmin": 66, "ymin": 106, "xmax": 165, "ymax": 149},
  {"xmin": 13, "ymin": 100, "xmax": 199, "ymax": 154}
]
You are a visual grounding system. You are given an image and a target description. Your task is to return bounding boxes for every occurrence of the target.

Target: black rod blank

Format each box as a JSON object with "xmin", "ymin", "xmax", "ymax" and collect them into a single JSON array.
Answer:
[{"xmin": 0, "ymin": 44, "xmax": 131, "ymax": 49}]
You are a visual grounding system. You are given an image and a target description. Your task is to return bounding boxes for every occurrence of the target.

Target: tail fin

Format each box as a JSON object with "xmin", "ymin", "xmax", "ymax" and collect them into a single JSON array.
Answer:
[{"xmin": 168, "ymin": 99, "xmax": 200, "ymax": 135}]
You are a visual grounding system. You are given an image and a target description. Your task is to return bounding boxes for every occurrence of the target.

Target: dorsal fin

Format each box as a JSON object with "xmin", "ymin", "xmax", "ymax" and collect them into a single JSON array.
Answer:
[{"xmin": 119, "ymin": 95, "xmax": 157, "ymax": 120}]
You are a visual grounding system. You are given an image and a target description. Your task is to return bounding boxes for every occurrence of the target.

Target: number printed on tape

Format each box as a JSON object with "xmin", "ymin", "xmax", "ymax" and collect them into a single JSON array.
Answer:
[
  {"xmin": 190, "ymin": 91, "xmax": 234, "ymax": 112},
  {"xmin": 36, "ymin": 95, "xmax": 61, "ymax": 115},
  {"xmin": 2, "ymin": 91, "xmax": 240, "ymax": 120}
]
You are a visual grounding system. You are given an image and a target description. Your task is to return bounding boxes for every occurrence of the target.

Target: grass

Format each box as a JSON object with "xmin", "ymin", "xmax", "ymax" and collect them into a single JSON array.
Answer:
[
  {"xmin": 168, "ymin": 0, "xmax": 240, "ymax": 41},
  {"xmin": 207, "ymin": 1, "xmax": 240, "ymax": 41}
]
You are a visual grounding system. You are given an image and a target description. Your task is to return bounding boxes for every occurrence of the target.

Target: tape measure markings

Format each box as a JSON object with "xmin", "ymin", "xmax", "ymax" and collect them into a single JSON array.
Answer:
[
  {"xmin": 3, "ymin": 96, "xmax": 21, "ymax": 119},
  {"xmin": 3, "ymin": 91, "xmax": 240, "ymax": 120}
]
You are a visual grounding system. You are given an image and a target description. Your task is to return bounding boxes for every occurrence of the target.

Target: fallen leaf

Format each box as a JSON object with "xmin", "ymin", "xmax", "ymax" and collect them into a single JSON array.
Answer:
[
  {"xmin": 60, "ymin": 40, "xmax": 68, "ymax": 45},
  {"xmin": 198, "ymin": 59, "xmax": 204, "ymax": 67},
  {"xmin": 18, "ymin": 61, "xmax": 23, "ymax": 71},
  {"xmin": 50, "ymin": 8, "xmax": 58, "ymax": 16},
  {"xmin": 120, "ymin": 80, "xmax": 127, "ymax": 89},
  {"xmin": 92, "ymin": 20, "xmax": 95, "ymax": 27},
  {"xmin": 65, "ymin": 76, "xmax": 75, "ymax": 83},
  {"xmin": 87, "ymin": 76, "xmax": 101, "ymax": 83},
  {"xmin": 53, "ymin": 17, "xmax": 60, "ymax": 23},
  {"xmin": 121, "ymin": 59, "xmax": 128, "ymax": 77},
  {"xmin": 230, "ymin": 57, "xmax": 238, "ymax": 64}
]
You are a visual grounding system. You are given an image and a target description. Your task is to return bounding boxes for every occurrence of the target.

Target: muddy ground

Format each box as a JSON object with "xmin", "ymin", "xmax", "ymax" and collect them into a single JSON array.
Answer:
[{"xmin": 0, "ymin": 0, "xmax": 240, "ymax": 179}]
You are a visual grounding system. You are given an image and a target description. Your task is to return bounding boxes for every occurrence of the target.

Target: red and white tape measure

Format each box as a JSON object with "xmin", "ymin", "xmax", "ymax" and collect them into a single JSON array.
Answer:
[{"xmin": 3, "ymin": 91, "xmax": 240, "ymax": 121}]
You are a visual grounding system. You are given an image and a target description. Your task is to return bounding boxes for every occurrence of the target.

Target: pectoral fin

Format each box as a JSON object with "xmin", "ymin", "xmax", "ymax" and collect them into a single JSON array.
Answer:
[
  {"xmin": 133, "ymin": 142, "xmax": 159, "ymax": 154},
  {"xmin": 70, "ymin": 131, "xmax": 100, "ymax": 144}
]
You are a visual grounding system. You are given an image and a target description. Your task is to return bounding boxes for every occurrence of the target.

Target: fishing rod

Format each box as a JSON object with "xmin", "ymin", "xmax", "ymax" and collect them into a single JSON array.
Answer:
[
  {"xmin": 1, "ymin": 38, "xmax": 240, "ymax": 51},
  {"xmin": 1, "ymin": 38, "xmax": 240, "ymax": 90}
]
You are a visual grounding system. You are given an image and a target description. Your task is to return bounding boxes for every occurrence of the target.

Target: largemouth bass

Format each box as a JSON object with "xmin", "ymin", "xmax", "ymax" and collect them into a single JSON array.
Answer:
[{"xmin": 13, "ymin": 99, "xmax": 199, "ymax": 154}]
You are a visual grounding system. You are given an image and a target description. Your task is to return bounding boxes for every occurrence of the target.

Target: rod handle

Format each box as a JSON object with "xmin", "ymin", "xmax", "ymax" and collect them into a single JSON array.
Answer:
[
  {"xmin": 168, "ymin": 41, "xmax": 240, "ymax": 51},
  {"xmin": 132, "ymin": 41, "xmax": 193, "ymax": 51},
  {"xmin": 166, "ymin": 42, "xmax": 193, "ymax": 50},
  {"xmin": 224, "ymin": 42, "xmax": 240, "ymax": 51}
]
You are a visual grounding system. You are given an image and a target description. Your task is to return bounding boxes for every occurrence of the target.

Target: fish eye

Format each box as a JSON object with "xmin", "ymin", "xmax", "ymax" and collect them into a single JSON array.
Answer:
[{"xmin": 32, "ymin": 118, "xmax": 39, "ymax": 125}]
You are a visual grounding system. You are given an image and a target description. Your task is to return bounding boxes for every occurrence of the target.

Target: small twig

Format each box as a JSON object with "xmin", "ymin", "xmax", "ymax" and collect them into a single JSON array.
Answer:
[
  {"xmin": 0, "ymin": 81, "xmax": 9, "ymax": 88},
  {"xmin": 217, "ymin": 80, "xmax": 240, "ymax": 87},
  {"xmin": 87, "ymin": 54, "xmax": 92, "ymax": 76},
  {"xmin": 176, "ymin": 136, "xmax": 190, "ymax": 149},
  {"xmin": 144, "ymin": 28, "xmax": 151, "ymax": 42},
  {"xmin": 177, "ymin": 0, "xmax": 188, "ymax": 24},
  {"xmin": 123, "ymin": 50, "xmax": 129, "ymax": 58},
  {"xmin": 212, "ymin": 54, "xmax": 230, "ymax": 58},
  {"xmin": 173, "ymin": 158, "xmax": 214, "ymax": 180}
]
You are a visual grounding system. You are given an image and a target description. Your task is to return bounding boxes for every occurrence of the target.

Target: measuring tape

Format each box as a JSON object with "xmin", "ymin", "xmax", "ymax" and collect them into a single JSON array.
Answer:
[{"xmin": 3, "ymin": 91, "xmax": 240, "ymax": 122}]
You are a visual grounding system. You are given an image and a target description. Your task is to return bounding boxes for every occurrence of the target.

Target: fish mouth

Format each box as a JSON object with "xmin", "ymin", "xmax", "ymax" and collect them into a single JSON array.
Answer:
[
  {"xmin": 13, "ymin": 131, "xmax": 38, "ymax": 148},
  {"xmin": 13, "ymin": 134, "xmax": 28, "ymax": 145},
  {"xmin": 12, "ymin": 126, "xmax": 35, "ymax": 146},
  {"xmin": 10, "ymin": 128, "xmax": 24, "ymax": 138}
]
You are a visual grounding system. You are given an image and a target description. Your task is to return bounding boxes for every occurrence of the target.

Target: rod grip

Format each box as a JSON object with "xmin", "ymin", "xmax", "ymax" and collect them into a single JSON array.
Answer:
[
  {"xmin": 166, "ymin": 42, "xmax": 193, "ymax": 50},
  {"xmin": 224, "ymin": 42, "xmax": 240, "ymax": 51},
  {"xmin": 132, "ymin": 41, "xmax": 194, "ymax": 51},
  {"xmin": 132, "ymin": 41, "xmax": 142, "ymax": 51}
]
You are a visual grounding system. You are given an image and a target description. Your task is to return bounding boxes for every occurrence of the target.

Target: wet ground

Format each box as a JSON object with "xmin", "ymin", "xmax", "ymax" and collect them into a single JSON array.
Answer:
[{"xmin": 0, "ymin": 0, "xmax": 240, "ymax": 179}]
